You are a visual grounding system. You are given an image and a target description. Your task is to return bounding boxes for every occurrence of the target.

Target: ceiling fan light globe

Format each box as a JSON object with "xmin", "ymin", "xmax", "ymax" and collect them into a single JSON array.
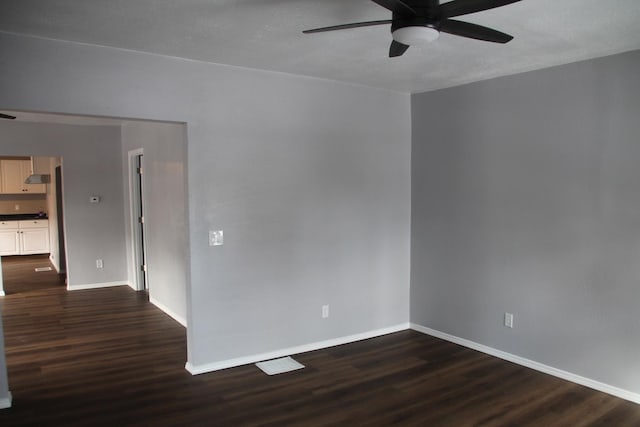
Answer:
[{"xmin": 392, "ymin": 26, "xmax": 440, "ymax": 45}]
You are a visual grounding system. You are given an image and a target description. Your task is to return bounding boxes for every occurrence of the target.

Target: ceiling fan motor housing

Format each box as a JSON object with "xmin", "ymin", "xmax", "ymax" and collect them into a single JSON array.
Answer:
[{"xmin": 391, "ymin": 13, "xmax": 441, "ymax": 45}]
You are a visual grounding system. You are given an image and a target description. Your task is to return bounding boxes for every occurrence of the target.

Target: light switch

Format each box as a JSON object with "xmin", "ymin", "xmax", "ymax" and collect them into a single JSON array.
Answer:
[{"xmin": 209, "ymin": 230, "xmax": 224, "ymax": 246}]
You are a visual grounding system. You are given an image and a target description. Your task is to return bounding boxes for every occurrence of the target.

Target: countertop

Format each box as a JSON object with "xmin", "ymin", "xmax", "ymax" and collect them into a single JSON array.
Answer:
[{"xmin": 0, "ymin": 214, "xmax": 48, "ymax": 221}]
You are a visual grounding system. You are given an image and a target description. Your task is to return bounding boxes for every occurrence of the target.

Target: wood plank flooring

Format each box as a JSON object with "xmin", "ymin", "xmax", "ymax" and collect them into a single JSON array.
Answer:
[
  {"xmin": 1, "ymin": 256, "xmax": 640, "ymax": 426},
  {"xmin": 1, "ymin": 254, "xmax": 66, "ymax": 295}
]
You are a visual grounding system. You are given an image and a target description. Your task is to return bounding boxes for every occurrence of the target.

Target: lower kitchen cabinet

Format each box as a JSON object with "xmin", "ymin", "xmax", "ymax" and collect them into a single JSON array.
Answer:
[
  {"xmin": 0, "ymin": 219, "xmax": 50, "ymax": 255},
  {"xmin": 0, "ymin": 228, "xmax": 19, "ymax": 255}
]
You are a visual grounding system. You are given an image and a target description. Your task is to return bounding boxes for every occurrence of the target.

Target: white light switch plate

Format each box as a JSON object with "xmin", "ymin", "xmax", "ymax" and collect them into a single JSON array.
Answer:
[
  {"xmin": 209, "ymin": 230, "xmax": 224, "ymax": 246},
  {"xmin": 322, "ymin": 305, "xmax": 329, "ymax": 319}
]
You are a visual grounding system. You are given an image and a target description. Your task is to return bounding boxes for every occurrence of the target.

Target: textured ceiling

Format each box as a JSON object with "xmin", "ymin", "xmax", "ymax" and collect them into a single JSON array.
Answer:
[{"xmin": 1, "ymin": 0, "xmax": 640, "ymax": 93}]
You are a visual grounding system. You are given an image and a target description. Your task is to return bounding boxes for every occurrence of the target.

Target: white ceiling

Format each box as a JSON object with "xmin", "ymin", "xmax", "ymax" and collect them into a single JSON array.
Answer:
[{"xmin": 1, "ymin": 0, "xmax": 640, "ymax": 94}]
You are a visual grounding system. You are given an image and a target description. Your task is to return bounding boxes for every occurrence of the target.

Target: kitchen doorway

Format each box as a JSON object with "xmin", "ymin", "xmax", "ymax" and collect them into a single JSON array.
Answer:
[{"xmin": 0, "ymin": 155, "xmax": 65, "ymax": 296}]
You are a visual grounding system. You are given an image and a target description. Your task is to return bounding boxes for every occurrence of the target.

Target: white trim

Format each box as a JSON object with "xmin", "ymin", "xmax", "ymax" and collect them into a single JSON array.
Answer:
[
  {"xmin": 67, "ymin": 282, "xmax": 129, "ymax": 291},
  {"xmin": 150, "ymin": 296, "xmax": 186, "ymax": 327},
  {"xmin": 0, "ymin": 256, "xmax": 4, "ymax": 296},
  {"xmin": 49, "ymin": 255, "xmax": 65, "ymax": 274},
  {"xmin": 49, "ymin": 254, "xmax": 59, "ymax": 273},
  {"xmin": 0, "ymin": 392, "xmax": 12, "ymax": 409},
  {"xmin": 411, "ymin": 323, "xmax": 640, "ymax": 405},
  {"xmin": 127, "ymin": 148, "xmax": 147, "ymax": 292},
  {"xmin": 186, "ymin": 323, "xmax": 410, "ymax": 375}
]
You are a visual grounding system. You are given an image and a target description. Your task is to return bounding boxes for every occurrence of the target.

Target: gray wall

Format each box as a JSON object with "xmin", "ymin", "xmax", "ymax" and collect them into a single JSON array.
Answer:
[
  {"xmin": 411, "ymin": 50, "xmax": 640, "ymax": 393},
  {"xmin": 121, "ymin": 121, "xmax": 188, "ymax": 325},
  {"xmin": 0, "ymin": 121, "xmax": 127, "ymax": 287},
  {"xmin": 0, "ymin": 32, "xmax": 411, "ymax": 368}
]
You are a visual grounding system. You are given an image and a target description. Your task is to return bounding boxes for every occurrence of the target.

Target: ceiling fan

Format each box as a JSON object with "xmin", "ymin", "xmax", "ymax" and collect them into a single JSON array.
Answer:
[
  {"xmin": 0, "ymin": 113, "xmax": 16, "ymax": 120},
  {"xmin": 303, "ymin": 0, "xmax": 521, "ymax": 57}
]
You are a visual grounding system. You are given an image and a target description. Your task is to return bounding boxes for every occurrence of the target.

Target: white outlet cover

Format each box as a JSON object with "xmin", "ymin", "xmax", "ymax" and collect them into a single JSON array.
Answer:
[
  {"xmin": 209, "ymin": 230, "xmax": 223, "ymax": 246},
  {"xmin": 504, "ymin": 313, "xmax": 514, "ymax": 328}
]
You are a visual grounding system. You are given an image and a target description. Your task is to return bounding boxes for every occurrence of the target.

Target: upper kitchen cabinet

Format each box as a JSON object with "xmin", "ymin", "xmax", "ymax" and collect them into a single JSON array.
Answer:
[{"xmin": 0, "ymin": 158, "xmax": 47, "ymax": 194}]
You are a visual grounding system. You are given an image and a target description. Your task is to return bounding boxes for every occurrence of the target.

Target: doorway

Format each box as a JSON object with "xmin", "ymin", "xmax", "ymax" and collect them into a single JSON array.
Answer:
[{"xmin": 0, "ymin": 155, "xmax": 65, "ymax": 295}]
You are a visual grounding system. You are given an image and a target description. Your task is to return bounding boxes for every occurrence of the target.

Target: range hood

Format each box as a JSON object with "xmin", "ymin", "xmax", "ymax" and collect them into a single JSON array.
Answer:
[{"xmin": 25, "ymin": 174, "xmax": 51, "ymax": 184}]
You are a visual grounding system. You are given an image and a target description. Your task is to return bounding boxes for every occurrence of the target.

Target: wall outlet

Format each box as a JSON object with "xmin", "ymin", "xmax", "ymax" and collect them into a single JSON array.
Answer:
[
  {"xmin": 322, "ymin": 305, "xmax": 329, "ymax": 319},
  {"xmin": 96, "ymin": 259, "xmax": 103, "ymax": 269},
  {"xmin": 504, "ymin": 312, "xmax": 514, "ymax": 328}
]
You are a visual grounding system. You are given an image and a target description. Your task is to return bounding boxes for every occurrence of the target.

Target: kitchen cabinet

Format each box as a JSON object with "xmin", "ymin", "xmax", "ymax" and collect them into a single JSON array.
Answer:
[
  {"xmin": 0, "ymin": 223, "xmax": 19, "ymax": 255},
  {"xmin": 0, "ymin": 219, "xmax": 49, "ymax": 255},
  {"xmin": 0, "ymin": 159, "xmax": 46, "ymax": 194}
]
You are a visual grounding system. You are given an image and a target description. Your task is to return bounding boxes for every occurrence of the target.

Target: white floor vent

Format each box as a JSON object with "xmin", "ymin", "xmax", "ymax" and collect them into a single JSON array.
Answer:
[
  {"xmin": 255, "ymin": 356, "xmax": 305, "ymax": 375},
  {"xmin": 34, "ymin": 267, "xmax": 53, "ymax": 272}
]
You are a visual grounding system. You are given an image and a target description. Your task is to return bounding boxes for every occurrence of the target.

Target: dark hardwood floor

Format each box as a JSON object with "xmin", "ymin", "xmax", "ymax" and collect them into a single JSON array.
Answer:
[
  {"xmin": 1, "ymin": 256, "xmax": 639, "ymax": 426},
  {"xmin": 1, "ymin": 254, "xmax": 66, "ymax": 295}
]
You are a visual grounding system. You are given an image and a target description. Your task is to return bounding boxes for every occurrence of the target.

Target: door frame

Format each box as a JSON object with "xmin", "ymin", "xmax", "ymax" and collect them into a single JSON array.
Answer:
[{"xmin": 127, "ymin": 149, "xmax": 148, "ymax": 292}]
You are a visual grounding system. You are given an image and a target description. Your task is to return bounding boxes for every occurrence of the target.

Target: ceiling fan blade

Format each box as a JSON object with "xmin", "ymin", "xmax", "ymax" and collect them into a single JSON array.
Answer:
[
  {"xmin": 440, "ymin": 0, "xmax": 521, "ymax": 18},
  {"xmin": 370, "ymin": 0, "xmax": 417, "ymax": 16},
  {"xmin": 303, "ymin": 20, "xmax": 392, "ymax": 34},
  {"xmin": 389, "ymin": 40, "xmax": 410, "ymax": 57},
  {"xmin": 0, "ymin": 113, "xmax": 16, "ymax": 120},
  {"xmin": 440, "ymin": 19, "xmax": 514, "ymax": 43}
]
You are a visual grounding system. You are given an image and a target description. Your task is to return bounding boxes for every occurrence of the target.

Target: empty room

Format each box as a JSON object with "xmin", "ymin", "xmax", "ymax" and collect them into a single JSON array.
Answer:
[{"xmin": 1, "ymin": 0, "xmax": 640, "ymax": 425}]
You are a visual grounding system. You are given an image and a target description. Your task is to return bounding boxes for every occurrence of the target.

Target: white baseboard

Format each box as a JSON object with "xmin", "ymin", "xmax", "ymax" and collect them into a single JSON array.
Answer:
[
  {"xmin": 49, "ymin": 255, "xmax": 58, "ymax": 272},
  {"xmin": 0, "ymin": 392, "xmax": 12, "ymax": 410},
  {"xmin": 0, "ymin": 290, "xmax": 5, "ymax": 297},
  {"xmin": 186, "ymin": 322, "xmax": 410, "ymax": 375},
  {"xmin": 48, "ymin": 255, "xmax": 65, "ymax": 274},
  {"xmin": 411, "ymin": 323, "xmax": 640, "ymax": 405},
  {"xmin": 149, "ymin": 296, "xmax": 186, "ymax": 327},
  {"xmin": 67, "ymin": 281, "xmax": 129, "ymax": 291}
]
